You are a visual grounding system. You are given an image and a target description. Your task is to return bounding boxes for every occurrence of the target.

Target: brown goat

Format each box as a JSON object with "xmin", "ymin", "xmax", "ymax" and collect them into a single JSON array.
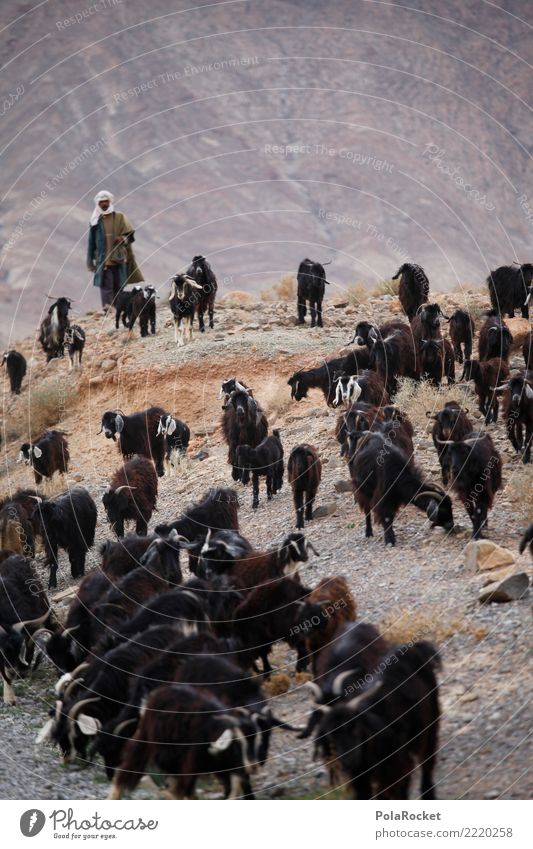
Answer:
[
  {"xmin": 287, "ymin": 444, "xmax": 322, "ymax": 529},
  {"xmin": 102, "ymin": 456, "xmax": 158, "ymax": 537},
  {"xmin": 461, "ymin": 358, "xmax": 510, "ymax": 424},
  {"xmin": 523, "ymin": 331, "xmax": 533, "ymax": 370},
  {"xmin": 297, "ymin": 577, "xmax": 357, "ymax": 674}
]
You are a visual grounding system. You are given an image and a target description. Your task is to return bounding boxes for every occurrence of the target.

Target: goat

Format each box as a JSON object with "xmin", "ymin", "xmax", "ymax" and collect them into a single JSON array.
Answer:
[
  {"xmin": 487, "ymin": 263, "xmax": 533, "ymax": 319},
  {"xmin": 2, "ymin": 350, "xmax": 26, "ymax": 394},
  {"xmin": 288, "ymin": 349, "xmax": 371, "ymax": 407},
  {"xmin": 313, "ymin": 642, "xmax": 441, "ymax": 799},
  {"xmin": 114, "ymin": 286, "xmax": 142, "ymax": 329},
  {"xmin": 349, "ymin": 432, "xmax": 453, "ymax": 544},
  {"xmin": 0, "ymin": 501, "xmax": 35, "ymax": 558},
  {"xmin": 100, "ymin": 534, "xmax": 155, "ymax": 577},
  {"xmin": 333, "ymin": 369, "xmax": 390, "ymax": 407},
  {"xmin": 221, "ymin": 390, "xmax": 268, "ymax": 483},
  {"xmin": 438, "ymin": 431, "xmax": 502, "ymax": 538},
  {"xmin": 287, "ymin": 444, "xmax": 322, "ymax": 528},
  {"xmin": 392, "ymin": 263, "xmax": 430, "ymax": 321},
  {"xmin": 108, "ymin": 684, "xmax": 258, "ymax": 800},
  {"xmin": 523, "ymin": 331, "xmax": 533, "ymax": 370},
  {"xmin": 99, "ymin": 407, "xmax": 166, "ymax": 477},
  {"xmin": 410, "ymin": 302, "xmax": 448, "ymax": 347},
  {"xmin": 63, "ymin": 324, "xmax": 85, "ymax": 370},
  {"xmin": 461, "ymin": 358, "xmax": 510, "ymax": 423},
  {"xmin": 0, "ymin": 555, "xmax": 54, "ymax": 704},
  {"xmin": 428, "ymin": 402, "xmax": 473, "ymax": 484},
  {"xmin": 129, "ymin": 285, "xmax": 157, "ymax": 336},
  {"xmin": 335, "ymin": 402, "xmax": 385, "ymax": 457},
  {"xmin": 18, "ymin": 430, "xmax": 69, "ymax": 488},
  {"xmin": 154, "ymin": 487, "xmax": 240, "ymax": 575},
  {"xmin": 102, "ymin": 455, "xmax": 158, "ymax": 536},
  {"xmin": 233, "ymin": 576, "xmax": 312, "ymax": 674},
  {"xmin": 478, "ymin": 314, "xmax": 513, "ymax": 362},
  {"xmin": 419, "ymin": 339, "xmax": 455, "ymax": 386},
  {"xmin": 31, "ymin": 487, "xmax": 97, "ymax": 588},
  {"xmin": 294, "ymin": 577, "xmax": 357, "ymax": 674},
  {"xmin": 169, "ymin": 274, "xmax": 205, "ymax": 345},
  {"xmin": 186, "ymin": 255, "xmax": 218, "ymax": 331},
  {"xmin": 349, "ymin": 319, "xmax": 406, "ymax": 350},
  {"xmin": 449, "ymin": 309, "xmax": 475, "ymax": 363},
  {"xmin": 38, "ymin": 296, "xmax": 72, "ymax": 361},
  {"xmin": 156, "ymin": 414, "xmax": 190, "ymax": 475},
  {"xmin": 296, "ymin": 258, "xmax": 330, "ymax": 327},
  {"xmin": 370, "ymin": 325, "xmax": 419, "ymax": 395},
  {"xmin": 235, "ymin": 430, "xmax": 284, "ymax": 508},
  {"xmin": 499, "ymin": 373, "xmax": 533, "ymax": 463},
  {"xmin": 0, "ymin": 487, "xmax": 45, "ymax": 541}
]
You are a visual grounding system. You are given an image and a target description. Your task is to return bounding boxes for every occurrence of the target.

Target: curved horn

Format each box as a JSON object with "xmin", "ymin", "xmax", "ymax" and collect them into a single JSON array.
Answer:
[
  {"xmin": 332, "ymin": 669, "xmax": 358, "ymax": 696},
  {"xmin": 12, "ymin": 608, "xmax": 51, "ymax": 633},
  {"xmin": 68, "ymin": 696, "xmax": 100, "ymax": 721},
  {"xmin": 306, "ymin": 540, "xmax": 320, "ymax": 556},
  {"xmin": 303, "ymin": 681, "xmax": 322, "ymax": 700},
  {"xmin": 490, "ymin": 384, "xmax": 509, "ymax": 392},
  {"xmin": 62, "ymin": 625, "xmax": 81, "ymax": 638},
  {"xmin": 113, "ymin": 486, "xmax": 137, "ymax": 494},
  {"xmin": 347, "ymin": 681, "xmax": 381, "ymax": 710}
]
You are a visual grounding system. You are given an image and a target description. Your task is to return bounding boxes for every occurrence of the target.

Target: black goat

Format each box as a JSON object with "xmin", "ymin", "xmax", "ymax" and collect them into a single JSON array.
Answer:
[
  {"xmin": 438, "ymin": 431, "xmax": 502, "ymax": 538},
  {"xmin": 38, "ymin": 296, "xmax": 72, "ymax": 361},
  {"xmin": 114, "ymin": 286, "xmax": 142, "ymax": 329},
  {"xmin": 99, "ymin": 407, "xmax": 166, "ymax": 477},
  {"xmin": 103, "ymin": 455, "xmax": 158, "ymax": 536},
  {"xmin": 169, "ymin": 274, "xmax": 205, "ymax": 345},
  {"xmin": 18, "ymin": 430, "xmax": 69, "ymax": 488},
  {"xmin": 419, "ymin": 339, "xmax": 455, "ymax": 385},
  {"xmin": 461, "ymin": 358, "xmax": 510, "ymax": 423},
  {"xmin": 333, "ymin": 369, "xmax": 390, "ymax": 407},
  {"xmin": 186, "ymin": 255, "xmax": 218, "ymax": 331},
  {"xmin": 2, "ymin": 350, "xmax": 26, "ymax": 394},
  {"xmin": 156, "ymin": 414, "xmax": 190, "ymax": 475},
  {"xmin": 129, "ymin": 285, "xmax": 157, "ymax": 336},
  {"xmin": 392, "ymin": 263, "xmax": 430, "ymax": 321},
  {"xmin": 500, "ymin": 373, "xmax": 533, "ymax": 463},
  {"xmin": 296, "ymin": 258, "xmax": 330, "ymax": 327},
  {"xmin": 349, "ymin": 432, "xmax": 453, "ymax": 544},
  {"xmin": 487, "ymin": 263, "xmax": 533, "ymax": 319},
  {"xmin": 370, "ymin": 325, "xmax": 419, "ymax": 395},
  {"xmin": 0, "ymin": 555, "xmax": 54, "ymax": 704},
  {"xmin": 519, "ymin": 524, "xmax": 533, "ymax": 558},
  {"xmin": 288, "ymin": 349, "xmax": 371, "ymax": 407},
  {"xmin": 0, "ymin": 501, "xmax": 35, "ymax": 558},
  {"xmin": 235, "ymin": 431, "xmax": 284, "ymax": 508},
  {"xmin": 221, "ymin": 390, "xmax": 268, "ymax": 483},
  {"xmin": 523, "ymin": 331, "xmax": 533, "ymax": 370},
  {"xmin": 478, "ymin": 314, "xmax": 513, "ymax": 362},
  {"xmin": 449, "ymin": 309, "xmax": 475, "ymax": 363},
  {"xmin": 313, "ymin": 642, "xmax": 441, "ymax": 799},
  {"xmin": 287, "ymin": 444, "xmax": 322, "ymax": 529},
  {"xmin": 428, "ymin": 402, "xmax": 473, "ymax": 484},
  {"xmin": 31, "ymin": 486, "xmax": 97, "ymax": 588},
  {"xmin": 64, "ymin": 324, "xmax": 85, "ymax": 370}
]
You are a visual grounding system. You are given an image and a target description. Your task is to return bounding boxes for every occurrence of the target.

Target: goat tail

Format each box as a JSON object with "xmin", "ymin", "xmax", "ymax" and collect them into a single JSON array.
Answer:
[
  {"xmin": 272, "ymin": 428, "xmax": 281, "ymax": 440},
  {"xmin": 519, "ymin": 523, "xmax": 533, "ymax": 554}
]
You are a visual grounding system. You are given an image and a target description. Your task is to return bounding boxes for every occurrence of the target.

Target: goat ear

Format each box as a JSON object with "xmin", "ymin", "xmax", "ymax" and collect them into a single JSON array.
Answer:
[
  {"xmin": 17, "ymin": 451, "xmax": 24, "ymax": 463},
  {"xmin": 166, "ymin": 417, "xmax": 177, "ymax": 436},
  {"xmin": 76, "ymin": 714, "xmax": 101, "ymax": 736},
  {"xmin": 36, "ymin": 718, "xmax": 54, "ymax": 745},
  {"xmin": 526, "ymin": 384, "xmax": 533, "ymax": 400},
  {"xmin": 115, "ymin": 414, "xmax": 124, "ymax": 433},
  {"xmin": 425, "ymin": 411, "xmax": 436, "ymax": 419},
  {"xmin": 33, "ymin": 446, "xmax": 42, "ymax": 458},
  {"xmin": 208, "ymin": 728, "xmax": 234, "ymax": 755}
]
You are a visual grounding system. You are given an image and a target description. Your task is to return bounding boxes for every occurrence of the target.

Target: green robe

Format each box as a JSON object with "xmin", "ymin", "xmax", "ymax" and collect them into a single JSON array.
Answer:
[{"xmin": 87, "ymin": 211, "xmax": 144, "ymax": 289}]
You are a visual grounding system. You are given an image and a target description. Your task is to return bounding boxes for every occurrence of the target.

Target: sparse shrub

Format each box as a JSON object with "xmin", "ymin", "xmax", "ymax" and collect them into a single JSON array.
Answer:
[
  {"xmin": 372, "ymin": 277, "xmax": 400, "ymax": 297},
  {"xmin": 504, "ymin": 465, "xmax": 533, "ymax": 525},
  {"xmin": 219, "ymin": 290, "xmax": 257, "ymax": 308},
  {"xmin": 273, "ymin": 274, "xmax": 295, "ymax": 301},
  {"xmin": 346, "ymin": 283, "xmax": 369, "ymax": 306},
  {"xmin": 394, "ymin": 377, "xmax": 476, "ymax": 434},
  {"xmin": 381, "ymin": 605, "xmax": 464, "ymax": 645},
  {"xmin": 7, "ymin": 378, "xmax": 77, "ymax": 443}
]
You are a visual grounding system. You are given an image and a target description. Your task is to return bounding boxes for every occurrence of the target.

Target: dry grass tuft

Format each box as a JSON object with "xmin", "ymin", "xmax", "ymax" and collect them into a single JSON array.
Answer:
[
  {"xmin": 219, "ymin": 290, "xmax": 257, "ymax": 307},
  {"xmin": 4, "ymin": 378, "xmax": 77, "ymax": 443},
  {"xmin": 260, "ymin": 378, "xmax": 293, "ymax": 424},
  {"xmin": 503, "ymin": 465, "xmax": 533, "ymax": 525},
  {"xmin": 346, "ymin": 283, "xmax": 370, "ymax": 306},
  {"xmin": 273, "ymin": 274, "xmax": 296, "ymax": 301},
  {"xmin": 372, "ymin": 277, "xmax": 400, "ymax": 297},
  {"xmin": 264, "ymin": 673, "xmax": 291, "ymax": 696},
  {"xmin": 260, "ymin": 288, "xmax": 275, "ymax": 303},
  {"xmin": 394, "ymin": 377, "xmax": 477, "ymax": 435},
  {"xmin": 381, "ymin": 605, "xmax": 465, "ymax": 645}
]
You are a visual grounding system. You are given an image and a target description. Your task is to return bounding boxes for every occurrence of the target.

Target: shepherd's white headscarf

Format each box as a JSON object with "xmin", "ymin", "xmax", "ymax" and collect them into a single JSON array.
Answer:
[{"xmin": 90, "ymin": 190, "xmax": 115, "ymax": 226}]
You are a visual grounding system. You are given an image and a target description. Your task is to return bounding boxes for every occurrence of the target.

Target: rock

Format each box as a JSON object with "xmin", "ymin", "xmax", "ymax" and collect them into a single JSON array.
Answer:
[
  {"xmin": 464, "ymin": 540, "xmax": 516, "ymax": 572},
  {"xmin": 332, "ymin": 300, "xmax": 349, "ymax": 309},
  {"xmin": 194, "ymin": 427, "xmax": 216, "ymax": 437},
  {"xmin": 100, "ymin": 358, "xmax": 116, "ymax": 372},
  {"xmin": 194, "ymin": 449, "xmax": 209, "ymax": 461},
  {"xmin": 72, "ymin": 473, "xmax": 84, "ymax": 482},
  {"xmin": 243, "ymin": 324, "xmax": 260, "ymax": 331},
  {"xmin": 478, "ymin": 572, "xmax": 529, "ymax": 604},
  {"xmin": 506, "ymin": 317, "xmax": 531, "ymax": 351},
  {"xmin": 313, "ymin": 502, "xmax": 338, "ymax": 519},
  {"xmin": 334, "ymin": 479, "xmax": 352, "ymax": 493}
]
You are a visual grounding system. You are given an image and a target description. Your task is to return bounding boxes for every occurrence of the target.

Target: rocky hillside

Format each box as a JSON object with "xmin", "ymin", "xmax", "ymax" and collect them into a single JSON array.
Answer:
[
  {"xmin": 2, "ymin": 0, "xmax": 533, "ymax": 343},
  {"xmin": 0, "ymin": 290, "xmax": 531, "ymax": 800}
]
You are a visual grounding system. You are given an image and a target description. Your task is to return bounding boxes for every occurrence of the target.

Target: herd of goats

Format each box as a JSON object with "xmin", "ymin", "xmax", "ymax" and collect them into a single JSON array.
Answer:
[{"xmin": 0, "ymin": 257, "xmax": 533, "ymax": 800}]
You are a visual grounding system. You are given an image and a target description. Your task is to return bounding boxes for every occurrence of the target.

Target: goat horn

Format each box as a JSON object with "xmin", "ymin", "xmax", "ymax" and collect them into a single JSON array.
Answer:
[
  {"xmin": 306, "ymin": 540, "xmax": 320, "ymax": 556},
  {"xmin": 303, "ymin": 681, "xmax": 322, "ymax": 699},
  {"xmin": 12, "ymin": 608, "xmax": 51, "ymax": 633},
  {"xmin": 491, "ymin": 384, "xmax": 509, "ymax": 391},
  {"xmin": 68, "ymin": 697, "xmax": 100, "ymax": 721},
  {"xmin": 416, "ymin": 489, "xmax": 444, "ymax": 498},
  {"xmin": 113, "ymin": 485, "xmax": 137, "ymax": 493},
  {"xmin": 62, "ymin": 625, "xmax": 81, "ymax": 638},
  {"xmin": 332, "ymin": 669, "xmax": 358, "ymax": 696},
  {"xmin": 435, "ymin": 437, "xmax": 454, "ymax": 445},
  {"xmin": 347, "ymin": 681, "xmax": 381, "ymax": 710}
]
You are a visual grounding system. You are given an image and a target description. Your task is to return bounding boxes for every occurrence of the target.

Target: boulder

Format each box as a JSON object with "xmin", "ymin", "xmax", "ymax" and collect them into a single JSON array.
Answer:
[
  {"xmin": 313, "ymin": 502, "xmax": 338, "ymax": 519},
  {"xmin": 194, "ymin": 449, "xmax": 209, "ymax": 461},
  {"xmin": 100, "ymin": 358, "xmax": 116, "ymax": 373},
  {"xmin": 478, "ymin": 572, "xmax": 529, "ymax": 604},
  {"xmin": 464, "ymin": 540, "xmax": 515, "ymax": 573},
  {"xmin": 334, "ymin": 480, "xmax": 353, "ymax": 493}
]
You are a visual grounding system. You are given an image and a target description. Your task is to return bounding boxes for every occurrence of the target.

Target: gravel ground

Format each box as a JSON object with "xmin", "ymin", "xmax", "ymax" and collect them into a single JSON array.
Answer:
[{"xmin": 1, "ymin": 292, "xmax": 531, "ymax": 800}]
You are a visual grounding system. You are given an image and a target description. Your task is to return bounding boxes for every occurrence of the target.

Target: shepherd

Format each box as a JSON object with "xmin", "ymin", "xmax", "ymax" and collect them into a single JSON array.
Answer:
[{"xmin": 86, "ymin": 190, "xmax": 144, "ymax": 309}]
